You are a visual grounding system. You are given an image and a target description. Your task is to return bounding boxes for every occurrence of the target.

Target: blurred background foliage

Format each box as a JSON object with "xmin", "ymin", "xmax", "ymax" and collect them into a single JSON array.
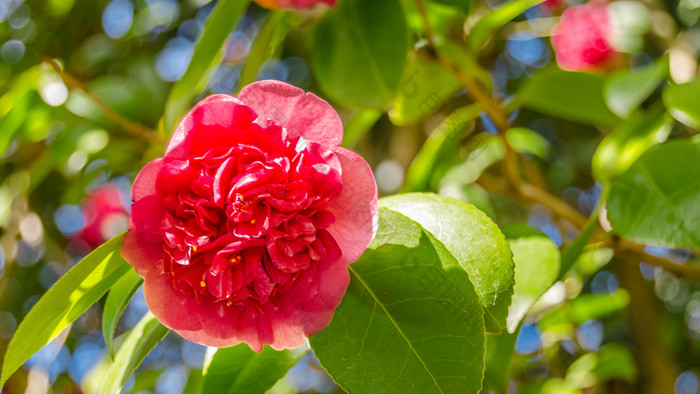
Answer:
[{"xmin": 1, "ymin": 0, "xmax": 700, "ymax": 393}]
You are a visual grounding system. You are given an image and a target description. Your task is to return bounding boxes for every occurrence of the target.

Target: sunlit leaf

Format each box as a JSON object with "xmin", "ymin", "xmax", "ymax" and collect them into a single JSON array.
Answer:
[
  {"xmin": 201, "ymin": 343, "xmax": 306, "ymax": 393},
  {"xmin": 163, "ymin": 0, "xmax": 250, "ymax": 134},
  {"xmin": 663, "ymin": 78, "xmax": 700, "ymax": 130},
  {"xmin": 100, "ymin": 312, "xmax": 169, "ymax": 394},
  {"xmin": 604, "ymin": 57, "xmax": 668, "ymax": 118},
  {"xmin": 310, "ymin": 208, "xmax": 486, "ymax": 393},
  {"xmin": 313, "ymin": 0, "xmax": 409, "ymax": 108},
  {"xmin": 592, "ymin": 107, "xmax": 672, "ymax": 182},
  {"xmin": 607, "ymin": 140, "xmax": 700, "ymax": 248},
  {"xmin": 380, "ymin": 193, "xmax": 514, "ymax": 333},
  {"xmin": 102, "ymin": 267, "xmax": 143, "ymax": 359},
  {"xmin": 0, "ymin": 234, "xmax": 130, "ymax": 387}
]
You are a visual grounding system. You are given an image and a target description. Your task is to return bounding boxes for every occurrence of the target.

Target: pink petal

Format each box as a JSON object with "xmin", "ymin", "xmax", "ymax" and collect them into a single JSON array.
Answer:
[
  {"xmin": 131, "ymin": 158, "xmax": 164, "ymax": 201},
  {"xmin": 326, "ymin": 148, "xmax": 378, "ymax": 265},
  {"xmin": 165, "ymin": 94, "xmax": 258, "ymax": 158},
  {"xmin": 238, "ymin": 80, "xmax": 343, "ymax": 151},
  {"xmin": 143, "ymin": 269, "xmax": 202, "ymax": 332},
  {"xmin": 121, "ymin": 195, "xmax": 166, "ymax": 276}
]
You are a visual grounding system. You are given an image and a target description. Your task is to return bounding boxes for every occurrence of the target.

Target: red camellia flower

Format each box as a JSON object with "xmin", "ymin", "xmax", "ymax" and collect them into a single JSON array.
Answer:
[
  {"xmin": 253, "ymin": 0, "xmax": 336, "ymax": 10},
  {"xmin": 551, "ymin": 3, "xmax": 615, "ymax": 71},
  {"xmin": 122, "ymin": 80, "xmax": 378, "ymax": 351},
  {"xmin": 76, "ymin": 185, "xmax": 129, "ymax": 249}
]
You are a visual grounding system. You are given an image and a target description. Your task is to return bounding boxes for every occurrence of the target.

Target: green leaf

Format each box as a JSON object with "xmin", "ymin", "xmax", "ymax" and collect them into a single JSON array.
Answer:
[
  {"xmin": 592, "ymin": 344, "xmax": 637, "ymax": 383},
  {"xmin": 592, "ymin": 107, "xmax": 672, "ymax": 182},
  {"xmin": 566, "ymin": 344, "xmax": 637, "ymax": 388},
  {"xmin": 604, "ymin": 57, "xmax": 668, "ymax": 118},
  {"xmin": 100, "ymin": 312, "xmax": 169, "ymax": 394},
  {"xmin": 607, "ymin": 140, "xmax": 700, "ymax": 248},
  {"xmin": 570, "ymin": 290, "xmax": 630, "ymax": 323},
  {"xmin": 428, "ymin": 0, "xmax": 471, "ymax": 13},
  {"xmin": 0, "ymin": 234, "xmax": 130, "ymax": 387},
  {"xmin": 503, "ymin": 225, "xmax": 560, "ymax": 333},
  {"xmin": 163, "ymin": 0, "xmax": 250, "ymax": 134},
  {"xmin": 389, "ymin": 53, "xmax": 462, "ymax": 126},
  {"xmin": 539, "ymin": 290, "xmax": 630, "ymax": 332},
  {"xmin": 342, "ymin": 108, "xmax": 382, "ymax": 148},
  {"xmin": 663, "ymin": 78, "xmax": 700, "ymax": 130},
  {"xmin": 483, "ymin": 331, "xmax": 517, "ymax": 393},
  {"xmin": 310, "ymin": 208, "xmax": 486, "ymax": 393},
  {"xmin": 237, "ymin": 10, "xmax": 288, "ymax": 91},
  {"xmin": 380, "ymin": 193, "xmax": 514, "ymax": 333},
  {"xmin": 0, "ymin": 66, "xmax": 41, "ymax": 155},
  {"xmin": 516, "ymin": 68, "xmax": 621, "ymax": 126},
  {"xmin": 313, "ymin": 0, "xmax": 409, "ymax": 108},
  {"xmin": 403, "ymin": 104, "xmax": 482, "ymax": 192},
  {"xmin": 506, "ymin": 127, "xmax": 551, "ymax": 159},
  {"xmin": 468, "ymin": 0, "xmax": 543, "ymax": 52},
  {"xmin": 102, "ymin": 267, "xmax": 144, "ymax": 359},
  {"xmin": 201, "ymin": 344, "xmax": 306, "ymax": 394}
]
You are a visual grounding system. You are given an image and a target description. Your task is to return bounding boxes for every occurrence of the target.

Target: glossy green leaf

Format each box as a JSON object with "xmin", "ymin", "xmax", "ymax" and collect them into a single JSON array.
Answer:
[
  {"xmin": 313, "ymin": 0, "xmax": 409, "ymax": 108},
  {"xmin": 468, "ymin": 0, "xmax": 543, "ymax": 52},
  {"xmin": 607, "ymin": 140, "xmax": 700, "ymax": 248},
  {"xmin": 0, "ymin": 234, "xmax": 130, "ymax": 387},
  {"xmin": 503, "ymin": 225, "xmax": 560, "ymax": 333},
  {"xmin": 604, "ymin": 57, "xmax": 668, "ymax": 118},
  {"xmin": 389, "ymin": 53, "xmax": 462, "ymax": 126},
  {"xmin": 163, "ymin": 0, "xmax": 249, "ymax": 134},
  {"xmin": 403, "ymin": 104, "xmax": 482, "ymax": 192},
  {"xmin": 103, "ymin": 267, "xmax": 144, "ymax": 359},
  {"xmin": 310, "ymin": 208, "xmax": 486, "ymax": 393},
  {"xmin": 663, "ymin": 78, "xmax": 700, "ymax": 130},
  {"xmin": 201, "ymin": 344, "xmax": 306, "ymax": 393},
  {"xmin": 380, "ymin": 193, "xmax": 514, "ymax": 333},
  {"xmin": 516, "ymin": 68, "xmax": 621, "ymax": 126},
  {"xmin": 592, "ymin": 107, "xmax": 672, "ymax": 182},
  {"xmin": 237, "ymin": 10, "xmax": 287, "ymax": 91},
  {"xmin": 100, "ymin": 312, "xmax": 169, "ymax": 394}
]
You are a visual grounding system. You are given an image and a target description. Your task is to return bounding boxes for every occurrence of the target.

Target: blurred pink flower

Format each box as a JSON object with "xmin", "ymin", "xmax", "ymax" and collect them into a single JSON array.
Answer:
[
  {"xmin": 254, "ymin": 0, "xmax": 336, "ymax": 10},
  {"xmin": 551, "ymin": 3, "xmax": 615, "ymax": 71},
  {"xmin": 122, "ymin": 80, "xmax": 377, "ymax": 351},
  {"xmin": 77, "ymin": 185, "xmax": 128, "ymax": 249}
]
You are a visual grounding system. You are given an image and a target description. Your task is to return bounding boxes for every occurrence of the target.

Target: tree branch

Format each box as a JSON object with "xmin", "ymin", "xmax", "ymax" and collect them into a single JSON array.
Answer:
[{"xmin": 45, "ymin": 59, "xmax": 163, "ymax": 144}]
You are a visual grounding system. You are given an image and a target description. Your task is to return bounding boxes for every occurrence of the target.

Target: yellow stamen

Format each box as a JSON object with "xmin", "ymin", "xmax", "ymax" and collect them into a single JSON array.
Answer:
[
  {"xmin": 226, "ymin": 301, "xmax": 232, "ymax": 307},
  {"xmin": 250, "ymin": 219, "xmax": 256, "ymax": 224},
  {"xmin": 200, "ymin": 281, "xmax": 206, "ymax": 287},
  {"xmin": 192, "ymin": 246, "xmax": 198, "ymax": 252}
]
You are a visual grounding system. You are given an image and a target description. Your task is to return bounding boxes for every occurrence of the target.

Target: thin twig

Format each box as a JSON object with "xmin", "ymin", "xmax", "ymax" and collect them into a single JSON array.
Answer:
[{"xmin": 44, "ymin": 59, "xmax": 162, "ymax": 143}]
